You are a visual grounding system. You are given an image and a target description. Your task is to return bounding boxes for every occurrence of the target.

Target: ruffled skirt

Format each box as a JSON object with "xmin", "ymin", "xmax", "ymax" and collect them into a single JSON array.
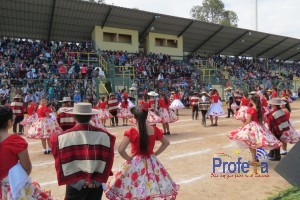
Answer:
[
  {"xmin": 159, "ymin": 108, "xmax": 178, "ymax": 123},
  {"xmin": 98, "ymin": 109, "xmax": 113, "ymax": 120},
  {"xmin": 90, "ymin": 115, "xmax": 107, "ymax": 131},
  {"xmin": 228, "ymin": 121, "xmax": 282, "ymax": 150},
  {"xmin": 280, "ymin": 121, "xmax": 300, "ymax": 144},
  {"xmin": 129, "ymin": 110, "xmax": 162, "ymax": 125},
  {"xmin": 169, "ymin": 99, "xmax": 185, "ymax": 110},
  {"xmin": 26, "ymin": 118, "xmax": 62, "ymax": 139},
  {"xmin": 117, "ymin": 108, "xmax": 133, "ymax": 119},
  {"xmin": 0, "ymin": 177, "xmax": 52, "ymax": 200},
  {"xmin": 20, "ymin": 114, "xmax": 37, "ymax": 126},
  {"xmin": 106, "ymin": 155, "xmax": 179, "ymax": 200},
  {"xmin": 234, "ymin": 106, "xmax": 248, "ymax": 121},
  {"xmin": 208, "ymin": 101, "xmax": 225, "ymax": 117}
]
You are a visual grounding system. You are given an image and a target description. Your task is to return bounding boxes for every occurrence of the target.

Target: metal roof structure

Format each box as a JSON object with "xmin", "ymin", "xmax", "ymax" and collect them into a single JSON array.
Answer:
[{"xmin": 1, "ymin": 0, "xmax": 300, "ymax": 60}]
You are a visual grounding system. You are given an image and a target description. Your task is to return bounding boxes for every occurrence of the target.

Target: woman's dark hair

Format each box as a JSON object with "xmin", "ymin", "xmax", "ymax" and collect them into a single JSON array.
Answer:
[
  {"xmin": 101, "ymin": 96, "xmax": 105, "ymax": 102},
  {"xmin": 0, "ymin": 106, "xmax": 13, "ymax": 129},
  {"xmin": 163, "ymin": 94, "xmax": 168, "ymax": 105},
  {"xmin": 251, "ymin": 95, "xmax": 263, "ymax": 124},
  {"xmin": 123, "ymin": 96, "xmax": 128, "ymax": 105},
  {"xmin": 130, "ymin": 106, "xmax": 148, "ymax": 153},
  {"xmin": 284, "ymin": 101, "xmax": 292, "ymax": 113},
  {"xmin": 143, "ymin": 94, "xmax": 148, "ymax": 101}
]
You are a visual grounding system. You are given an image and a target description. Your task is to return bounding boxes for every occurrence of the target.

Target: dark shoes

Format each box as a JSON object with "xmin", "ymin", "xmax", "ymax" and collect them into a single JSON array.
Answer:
[
  {"xmin": 164, "ymin": 132, "xmax": 171, "ymax": 135},
  {"xmin": 269, "ymin": 149, "xmax": 281, "ymax": 161}
]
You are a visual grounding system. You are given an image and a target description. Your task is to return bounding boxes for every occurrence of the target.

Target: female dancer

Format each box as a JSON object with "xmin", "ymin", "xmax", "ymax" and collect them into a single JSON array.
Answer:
[
  {"xmin": 26, "ymin": 98, "xmax": 62, "ymax": 154},
  {"xmin": 234, "ymin": 93, "xmax": 250, "ymax": 122},
  {"xmin": 280, "ymin": 98, "xmax": 300, "ymax": 155},
  {"xmin": 96, "ymin": 96, "xmax": 112, "ymax": 127},
  {"xmin": 20, "ymin": 100, "xmax": 37, "ymax": 127},
  {"xmin": 0, "ymin": 106, "xmax": 52, "ymax": 199},
  {"xmin": 117, "ymin": 96, "xmax": 133, "ymax": 126},
  {"xmin": 169, "ymin": 91, "xmax": 184, "ymax": 115},
  {"xmin": 158, "ymin": 93, "xmax": 178, "ymax": 135},
  {"xmin": 208, "ymin": 89, "xmax": 225, "ymax": 126},
  {"xmin": 228, "ymin": 96, "xmax": 282, "ymax": 164},
  {"xmin": 105, "ymin": 106, "xmax": 179, "ymax": 199}
]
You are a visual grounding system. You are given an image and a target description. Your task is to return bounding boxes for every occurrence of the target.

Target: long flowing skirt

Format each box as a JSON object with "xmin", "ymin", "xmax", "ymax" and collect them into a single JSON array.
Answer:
[
  {"xmin": 280, "ymin": 120, "xmax": 300, "ymax": 144},
  {"xmin": 169, "ymin": 99, "xmax": 185, "ymax": 110},
  {"xmin": 129, "ymin": 110, "xmax": 162, "ymax": 125},
  {"xmin": 20, "ymin": 114, "xmax": 37, "ymax": 126},
  {"xmin": 227, "ymin": 121, "xmax": 282, "ymax": 150},
  {"xmin": 0, "ymin": 177, "xmax": 52, "ymax": 200},
  {"xmin": 106, "ymin": 155, "xmax": 179, "ymax": 200},
  {"xmin": 98, "ymin": 109, "xmax": 113, "ymax": 120},
  {"xmin": 234, "ymin": 106, "xmax": 248, "ymax": 122},
  {"xmin": 90, "ymin": 115, "xmax": 107, "ymax": 131},
  {"xmin": 117, "ymin": 108, "xmax": 133, "ymax": 119},
  {"xmin": 26, "ymin": 118, "xmax": 62, "ymax": 139},
  {"xmin": 208, "ymin": 101, "xmax": 225, "ymax": 117},
  {"xmin": 159, "ymin": 108, "xmax": 178, "ymax": 123}
]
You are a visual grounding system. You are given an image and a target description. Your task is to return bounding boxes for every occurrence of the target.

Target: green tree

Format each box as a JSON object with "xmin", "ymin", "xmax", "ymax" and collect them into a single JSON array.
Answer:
[{"xmin": 190, "ymin": 0, "xmax": 238, "ymax": 27}]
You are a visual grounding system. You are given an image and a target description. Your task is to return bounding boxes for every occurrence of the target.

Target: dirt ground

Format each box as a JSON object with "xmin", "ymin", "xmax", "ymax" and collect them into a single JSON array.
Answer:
[{"xmin": 18, "ymin": 102, "xmax": 300, "ymax": 200}]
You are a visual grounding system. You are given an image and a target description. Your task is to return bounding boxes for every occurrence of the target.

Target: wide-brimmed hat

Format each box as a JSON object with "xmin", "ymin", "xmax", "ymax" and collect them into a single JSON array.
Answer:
[
  {"xmin": 109, "ymin": 92, "xmax": 115, "ymax": 96},
  {"xmin": 267, "ymin": 89, "xmax": 273, "ymax": 92},
  {"xmin": 267, "ymin": 98, "xmax": 286, "ymax": 105},
  {"xmin": 65, "ymin": 103, "xmax": 101, "ymax": 115},
  {"xmin": 171, "ymin": 91, "xmax": 175, "ymax": 94},
  {"xmin": 225, "ymin": 87, "xmax": 233, "ymax": 91},
  {"xmin": 59, "ymin": 97, "xmax": 73, "ymax": 102},
  {"xmin": 248, "ymin": 91, "xmax": 257, "ymax": 95},
  {"xmin": 13, "ymin": 94, "xmax": 22, "ymax": 99},
  {"xmin": 129, "ymin": 87, "xmax": 136, "ymax": 91},
  {"xmin": 202, "ymin": 91, "xmax": 207, "ymax": 94},
  {"xmin": 147, "ymin": 91, "xmax": 158, "ymax": 96}
]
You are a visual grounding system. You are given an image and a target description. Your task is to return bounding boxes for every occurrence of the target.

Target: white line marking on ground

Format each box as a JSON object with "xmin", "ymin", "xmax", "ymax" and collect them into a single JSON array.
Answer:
[
  {"xmin": 170, "ymin": 137, "xmax": 204, "ymax": 145},
  {"xmin": 32, "ymin": 161, "xmax": 54, "ymax": 167},
  {"xmin": 169, "ymin": 149, "xmax": 211, "ymax": 159},
  {"xmin": 27, "ymin": 141, "xmax": 40, "ymax": 145},
  {"xmin": 40, "ymin": 180, "xmax": 58, "ymax": 186},
  {"xmin": 177, "ymin": 175, "xmax": 206, "ymax": 184}
]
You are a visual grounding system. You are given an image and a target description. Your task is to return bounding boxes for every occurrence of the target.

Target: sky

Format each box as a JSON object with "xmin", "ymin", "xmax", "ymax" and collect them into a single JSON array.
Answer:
[{"xmin": 104, "ymin": 0, "xmax": 300, "ymax": 39}]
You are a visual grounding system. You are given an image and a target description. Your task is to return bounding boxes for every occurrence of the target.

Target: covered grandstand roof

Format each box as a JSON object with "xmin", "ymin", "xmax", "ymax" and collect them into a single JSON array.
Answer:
[{"xmin": 1, "ymin": 0, "xmax": 300, "ymax": 60}]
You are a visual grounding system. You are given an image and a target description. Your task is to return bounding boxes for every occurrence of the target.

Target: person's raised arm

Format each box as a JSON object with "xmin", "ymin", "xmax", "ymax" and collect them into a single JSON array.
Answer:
[
  {"xmin": 18, "ymin": 149, "xmax": 32, "ymax": 175},
  {"xmin": 118, "ymin": 136, "xmax": 132, "ymax": 161},
  {"xmin": 154, "ymin": 136, "xmax": 170, "ymax": 156}
]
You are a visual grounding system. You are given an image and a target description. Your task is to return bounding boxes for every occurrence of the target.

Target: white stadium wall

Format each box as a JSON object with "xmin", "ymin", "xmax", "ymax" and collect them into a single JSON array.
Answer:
[{"xmin": 92, "ymin": 26, "xmax": 139, "ymax": 53}]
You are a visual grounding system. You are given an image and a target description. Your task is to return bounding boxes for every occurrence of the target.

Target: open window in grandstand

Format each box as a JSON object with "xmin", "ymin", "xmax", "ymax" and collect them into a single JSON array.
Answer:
[
  {"xmin": 155, "ymin": 38, "xmax": 166, "ymax": 47},
  {"xmin": 167, "ymin": 39, "xmax": 178, "ymax": 48},
  {"xmin": 103, "ymin": 32, "xmax": 132, "ymax": 44}
]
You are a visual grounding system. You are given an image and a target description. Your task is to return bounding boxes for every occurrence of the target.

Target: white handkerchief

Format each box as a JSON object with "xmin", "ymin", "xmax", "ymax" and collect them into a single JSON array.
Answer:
[{"xmin": 8, "ymin": 163, "xmax": 30, "ymax": 200}]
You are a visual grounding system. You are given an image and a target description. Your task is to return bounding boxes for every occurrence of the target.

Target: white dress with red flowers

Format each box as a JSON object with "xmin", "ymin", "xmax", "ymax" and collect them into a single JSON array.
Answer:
[
  {"xmin": 209, "ymin": 99, "xmax": 225, "ymax": 117},
  {"xmin": 234, "ymin": 106, "xmax": 248, "ymax": 122},
  {"xmin": 106, "ymin": 127, "xmax": 179, "ymax": 200},
  {"xmin": 90, "ymin": 115, "xmax": 107, "ymax": 131},
  {"xmin": 20, "ymin": 113, "xmax": 37, "ymax": 126},
  {"xmin": 227, "ymin": 107, "xmax": 282, "ymax": 150}
]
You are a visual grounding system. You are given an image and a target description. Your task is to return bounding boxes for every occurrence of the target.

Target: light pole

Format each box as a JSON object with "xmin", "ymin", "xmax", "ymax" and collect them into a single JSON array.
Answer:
[{"xmin": 254, "ymin": 0, "xmax": 258, "ymax": 31}]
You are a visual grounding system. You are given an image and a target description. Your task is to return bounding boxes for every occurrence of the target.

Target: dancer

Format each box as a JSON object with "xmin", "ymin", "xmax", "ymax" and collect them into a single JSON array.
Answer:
[
  {"xmin": 117, "ymin": 95, "xmax": 133, "ymax": 126},
  {"xmin": 56, "ymin": 97, "xmax": 76, "ymax": 131},
  {"xmin": 225, "ymin": 87, "xmax": 234, "ymax": 118},
  {"xmin": 228, "ymin": 96, "xmax": 282, "ymax": 165},
  {"xmin": 199, "ymin": 92, "xmax": 211, "ymax": 127},
  {"xmin": 10, "ymin": 94, "xmax": 25, "ymax": 135},
  {"xmin": 20, "ymin": 100, "xmax": 37, "ymax": 127},
  {"xmin": 280, "ymin": 98, "xmax": 300, "ymax": 155},
  {"xmin": 105, "ymin": 106, "xmax": 179, "ymax": 199},
  {"xmin": 265, "ymin": 98, "xmax": 290, "ymax": 161},
  {"xmin": 234, "ymin": 93, "xmax": 251, "ymax": 122},
  {"xmin": 26, "ymin": 98, "xmax": 62, "ymax": 154},
  {"xmin": 158, "ymin": 93, "xmax": 178, "ymax": 135},
  {"xmin": 232, "ymin": 90, "xmax": 241, "ymax": 113},
  {"xmin": 0, "ymin": 106, "xmax": 52, "ymax": 200},
  {"xmin": 96, "ymin": 96, "xmax": 112, "ymax": 127},
  {"xmin": 51, "ymin": 103, "xmax": 115, "ymax": 200},
  {"xmin": 169, "ymin": 91, "xmax": 184, "ymax": 115},
  {"xmin": 108, "ymin": 93, "xmax": 119, "ymax": 127},
  {"xmin": 208, "ymin": 89, "xmax": 225, "ymax": 126},
  {"xmin": 190, "ymin": 92, "xmax": 200, "ymax": 120}
]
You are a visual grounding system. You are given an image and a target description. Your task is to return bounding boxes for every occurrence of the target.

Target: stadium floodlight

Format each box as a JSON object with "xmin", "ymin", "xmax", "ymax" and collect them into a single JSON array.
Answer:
[
  {"xmin": 254, "ymin": 0, "xmax": 258, "ymax": 31},
  {"xmin": 150, "ymin": 26, "xmax": 155, "ymax": 31}
]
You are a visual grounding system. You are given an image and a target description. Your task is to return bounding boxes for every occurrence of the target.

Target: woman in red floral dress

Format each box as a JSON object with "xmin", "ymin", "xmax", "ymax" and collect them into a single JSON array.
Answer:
[
  {"xmin": 0, "ymin": 106, "xmax": 52, "ymax": 200},
  {"xmin": 158, "ymin": 94, "xmax": 178, "ymax": 135},
  {"xmin": 227, "ymin": 96, "xmax": 282, "ymax": 165},
  {"xmin": 105, "ymin": 106, "xmax": 179, "ymax": 200}
]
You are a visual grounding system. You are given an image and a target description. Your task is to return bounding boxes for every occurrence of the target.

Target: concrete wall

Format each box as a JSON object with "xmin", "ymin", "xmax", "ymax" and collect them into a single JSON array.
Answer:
[
  {"xmin": 145, "ymin": 32, "xmax": 183, "ymax": 60},
  {"xmin": 92, "ymin": 26, "xmax": 139, "ymax": 53}
]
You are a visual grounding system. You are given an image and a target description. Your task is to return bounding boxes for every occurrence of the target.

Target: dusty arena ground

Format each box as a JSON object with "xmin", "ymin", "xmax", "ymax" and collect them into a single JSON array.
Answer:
[{"xmin": 19, "ymin": 102, "xmax": 300, "ymax": 200}]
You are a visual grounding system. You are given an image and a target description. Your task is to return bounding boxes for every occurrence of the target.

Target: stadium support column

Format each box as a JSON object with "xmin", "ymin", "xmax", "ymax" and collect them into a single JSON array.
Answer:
[{"xmin": 47, "ymin": 0, "xmax": 57, "ymax": 41}]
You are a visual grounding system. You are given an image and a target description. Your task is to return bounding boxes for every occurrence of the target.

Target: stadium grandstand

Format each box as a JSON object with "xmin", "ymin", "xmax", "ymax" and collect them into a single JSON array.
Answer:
[{"xmin": 1, "ymin": 0, "xmax": 300, "ymax": 105}]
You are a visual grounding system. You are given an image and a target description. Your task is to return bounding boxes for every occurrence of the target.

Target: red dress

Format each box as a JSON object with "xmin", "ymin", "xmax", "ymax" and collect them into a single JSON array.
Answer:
[
  {"xmin": 20, "ymin": 104, "xmax": 38, "ymax": 126},
  {"xmin": 0, "ymin": 134, "xmax": 52, "ymax": 199},
  {"xmin": 234, "ymin": 97, "xmax": 250, "ymax": 121},
  {"xmin": 26, "ymin": 106, "xmax": 62, "ymax": 139},
  {"xmin": 97, "ymin": 101, "xmax": 112, "ymax": 120},
  {"xmin": 280, "ymin": 111, "xmax": 300, "ymax": 144},
  {"xmin": 228, "ymin": 107, "xmax": 282, "ymax": 150},
  {"xmin": 158, "ymin": 98, "xmax": 178, "ymax": 123},
  {"xmin": 106, "ymin": 127, "xmax": 179, "ymax": 199},
  {"xmin": 117, "ymin": 101, "xmax": 133, "ymax": 119}
]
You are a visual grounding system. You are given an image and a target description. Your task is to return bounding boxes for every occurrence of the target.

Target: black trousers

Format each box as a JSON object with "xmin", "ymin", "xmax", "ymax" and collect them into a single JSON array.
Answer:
[
  {"xmin": 192, "ymin": 105, "xmax": 199, "ymax": 119},
  {"xmin": 110, "ymin": 110, "xmax": 118, "ymax": 125},
  {"xmin": 13, "ymin": 116, "xmax": 24, "ymax": 133},
  {"xmin": 200, "ymin": 110, "xmax": 207, "ymax": 125},
  {"xmin": 65, "ymin": 185, "xmax": 103, "ymax": 200}
]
